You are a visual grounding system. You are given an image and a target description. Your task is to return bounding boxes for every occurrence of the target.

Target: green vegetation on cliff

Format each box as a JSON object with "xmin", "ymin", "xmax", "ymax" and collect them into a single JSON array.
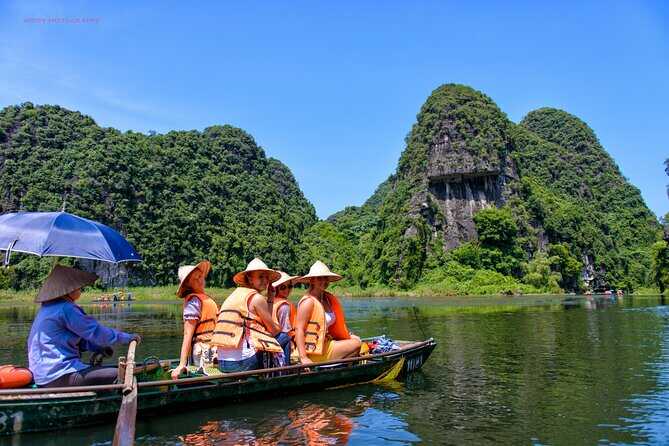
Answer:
[
  {"xmin": 0, "ymin": 85, "xmax": 659, "ymax": 296},
  {"xmin": 0, "ymin": 103, "xmax": 317, "ymax": 288}
]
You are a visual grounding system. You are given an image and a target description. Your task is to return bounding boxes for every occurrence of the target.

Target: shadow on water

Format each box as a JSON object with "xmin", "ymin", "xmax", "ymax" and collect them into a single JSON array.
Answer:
[{"xmin": 3, "ymin": 294, "xmax": 669, "ymax": 445}]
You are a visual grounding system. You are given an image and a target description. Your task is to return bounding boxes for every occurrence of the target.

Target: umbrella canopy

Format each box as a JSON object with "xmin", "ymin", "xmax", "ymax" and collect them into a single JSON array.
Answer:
[{"xmin": 0, "ymin": 211, "xmax": 142, "ymax": 264}]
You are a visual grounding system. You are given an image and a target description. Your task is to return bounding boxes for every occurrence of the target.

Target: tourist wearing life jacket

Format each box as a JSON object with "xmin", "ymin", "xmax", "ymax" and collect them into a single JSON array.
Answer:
[
  {"xmin": 268, "ymin": 270, "xmax": 298, "ymax": 364},
  {"xmin": 295, "ymin": 261, "xmax": 361, "ymax": 365},
  {"xmin": 211, "ymin": 258, "xmax": 290, "ymax": 372},
  {"xmin": 27, "ymin": 265, "xmax": 141, "ymax": 387},
  {"xmin": 171, "ymin": 260, "xmax": 219, "ymax": 380}
]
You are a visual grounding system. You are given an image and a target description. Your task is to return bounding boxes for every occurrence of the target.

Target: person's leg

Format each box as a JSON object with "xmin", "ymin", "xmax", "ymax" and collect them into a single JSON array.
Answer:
[
  {"xmin": 77, "ymin": 366, "xmax": 119, "ymax": 385},
  {"xmin": 42, "ymin": 372, "xmax": 77, "ymax": 388},
  {"xmin": 329, "ymin": 338, "xmax": 362, "ymax": 360},
  {"xmin": 43, "ymin": 369, "xmax": 91, "ymax": 387},
  {"xmin": 275, "ymin": 332, "xmax": 291, "ymax": 366}
]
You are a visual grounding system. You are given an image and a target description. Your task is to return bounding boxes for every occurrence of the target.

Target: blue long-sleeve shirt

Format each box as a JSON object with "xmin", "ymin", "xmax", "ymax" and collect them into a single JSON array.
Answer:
[{"xmin": 27, "ymin": 299, "xmax": 133, "ymax": 386}]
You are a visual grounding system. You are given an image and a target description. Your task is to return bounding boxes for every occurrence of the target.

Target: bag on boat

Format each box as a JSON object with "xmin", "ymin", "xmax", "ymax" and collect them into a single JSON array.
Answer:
[
  {"xmin": 367, "ymin": 336, "xmax": 400, "ymax": 354},
  {"xmin": 192, "ymin": 342, "xmax": 216, "ymax": 369},
  {"xmin": 0, "ymin": 365, "xmax": 33, "ymax": 389}
]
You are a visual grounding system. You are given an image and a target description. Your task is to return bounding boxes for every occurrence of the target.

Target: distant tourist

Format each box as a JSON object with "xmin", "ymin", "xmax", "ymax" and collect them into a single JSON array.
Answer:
[
  {"xmin": 27, "ymin": 265, "xmax": 140, "ymax": 387},
  {"xmin": 294, "ymin": 261, "xmax": 361, "ymax": 365},
  {"xmin": 211, "ymin": 258, "xmax": 290, "ymax": 372},
  {"xmin": 171, "ymin": 261, "xmax": 219, "ymax": 380},
  {"xmin": 268, "ymin": 271, "xmax": 299, "ymax": 365}
]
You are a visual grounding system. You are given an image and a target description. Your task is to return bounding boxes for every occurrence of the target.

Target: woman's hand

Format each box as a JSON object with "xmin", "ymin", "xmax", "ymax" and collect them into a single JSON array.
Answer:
[
  {"xmin": 171, "ymin": 364, "xmax": 187, "ymax": 380},
  {"xmin": 300, "ymin": 356, "xmax": 314, "ymax": 366}
]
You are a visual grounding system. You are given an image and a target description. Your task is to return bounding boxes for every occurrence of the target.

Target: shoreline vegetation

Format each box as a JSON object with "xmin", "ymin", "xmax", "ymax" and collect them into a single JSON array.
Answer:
[{"xmin": 0, "ymin": 285, "xmax": 661, "ymax": 304}]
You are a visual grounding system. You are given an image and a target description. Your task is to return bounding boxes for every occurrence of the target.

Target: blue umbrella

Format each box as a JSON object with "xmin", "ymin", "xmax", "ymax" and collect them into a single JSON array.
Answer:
[{"xmin": 0, "ymin": 211, "xmax": 142, "ymax": 265}]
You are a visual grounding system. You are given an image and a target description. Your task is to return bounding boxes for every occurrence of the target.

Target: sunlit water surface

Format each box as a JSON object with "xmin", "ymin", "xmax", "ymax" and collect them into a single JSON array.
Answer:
[{"xmin": 1, "ymin": 294, "xmax": 669, "ymax": 445}]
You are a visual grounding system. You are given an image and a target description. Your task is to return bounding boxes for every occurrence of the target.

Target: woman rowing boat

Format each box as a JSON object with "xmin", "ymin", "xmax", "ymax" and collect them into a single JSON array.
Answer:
[{"xmin": 27, "ymin": 265, "xmax": 141, "ymax": 387}]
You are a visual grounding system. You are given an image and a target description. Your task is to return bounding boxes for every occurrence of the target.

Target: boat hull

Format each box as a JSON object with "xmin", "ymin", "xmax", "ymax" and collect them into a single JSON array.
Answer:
[{"xmin": 0, "ymin": 339, "xmax": 435, "ymax": 435}]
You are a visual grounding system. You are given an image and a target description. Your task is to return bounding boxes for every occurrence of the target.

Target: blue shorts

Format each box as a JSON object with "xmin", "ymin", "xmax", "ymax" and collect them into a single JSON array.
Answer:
[{"xmin": 218, "ymin": 354, "xmax": 260, "ymax": 373}]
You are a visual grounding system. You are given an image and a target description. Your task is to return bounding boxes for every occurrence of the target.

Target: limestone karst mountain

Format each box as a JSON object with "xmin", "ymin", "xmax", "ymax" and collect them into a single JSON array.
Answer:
[{"xmin": 313, "ymin": 84, "xmax": 658, "ymax": 291}]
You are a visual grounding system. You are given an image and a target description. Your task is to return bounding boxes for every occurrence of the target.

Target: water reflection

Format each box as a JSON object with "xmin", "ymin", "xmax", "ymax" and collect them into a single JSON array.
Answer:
[
  {"xmin": 132, "ymin": 390, "xmax": 418, "ymax": 446},
  {"xmin": 3, "ymin": 295, "xmax": 669, "ymax": 445},
  {"xmin": 178, "ymin": 403, "xmax": 359, "ymax": 445},
  {"xmin": 620, "ymin": 307, "xmax": 669, "ymax": 445}
]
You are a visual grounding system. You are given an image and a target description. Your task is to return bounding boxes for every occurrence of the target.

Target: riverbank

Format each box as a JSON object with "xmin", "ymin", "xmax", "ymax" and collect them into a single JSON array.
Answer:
[
  {"xmin": 0, "ymin": 285, "xmax": 541, "ymax": 303},
  {"xmin": 0, "ymin": 284, "xmax": 660, "ymax": 303}
]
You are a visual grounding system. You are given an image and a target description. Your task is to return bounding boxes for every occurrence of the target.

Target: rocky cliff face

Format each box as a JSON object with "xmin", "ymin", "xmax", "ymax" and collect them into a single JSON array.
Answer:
[
  {"xmin": 423, "ymin": 125, "xmax": 518, "ymax": 249},
  {"xmin": 401, "ymin": 85, "xmax": 519, "ymax": 249}
]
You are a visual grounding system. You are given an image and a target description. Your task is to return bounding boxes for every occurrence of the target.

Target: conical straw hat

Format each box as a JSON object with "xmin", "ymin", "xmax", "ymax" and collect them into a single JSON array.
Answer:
[
  {"xmin": 297, "ymin": 260, "xmax": 342, "ymax": 284},
  {"xmin": 35, "ymin": 265, "xmax": 98, "ymax": 303},
  {"xmin": 272, "ymin": 271, "xmax": 299, "ymax": 289},
  {"xmin": 176, "ymin": 260, "xmax": 211, "ymax": 298},
  {"xmin": 233, "ymin": 258, "xmax": 281, "ymax": 287}
]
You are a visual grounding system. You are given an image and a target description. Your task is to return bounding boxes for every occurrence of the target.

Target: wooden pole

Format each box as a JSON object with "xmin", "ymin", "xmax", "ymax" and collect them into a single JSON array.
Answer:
[
  {"xmin": 122, "ymin": 341, "xmax": 137, "ymax": 395},
  {"xmin": 117, "ymin": 356, "xmax": 126, "ymax": 383},
  {"xmin": 112, "ymin": 377, "xmax": 137, "ymax": 446},
  {"xmin": 112, "ymin": 340, "xmax": 138, "ymax": 446}
]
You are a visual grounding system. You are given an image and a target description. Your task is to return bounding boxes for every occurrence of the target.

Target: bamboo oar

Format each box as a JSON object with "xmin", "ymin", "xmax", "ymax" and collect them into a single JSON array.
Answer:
[{"xmin": 112, "ymin": 340, "xmax": 138, "ymax": 446}]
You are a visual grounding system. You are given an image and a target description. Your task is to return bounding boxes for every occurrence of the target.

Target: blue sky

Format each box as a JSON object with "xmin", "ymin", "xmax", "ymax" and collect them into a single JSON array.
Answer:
[{"xmin": 1, "ymin": 1, "xmax": 667, "ymax": 219}]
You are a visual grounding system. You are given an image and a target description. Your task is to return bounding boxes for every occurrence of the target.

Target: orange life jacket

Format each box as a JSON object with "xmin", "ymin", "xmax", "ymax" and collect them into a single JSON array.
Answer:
[
  {"xmin": 297, "ymin": 291, "xmax": 350, "ymax": 355},
  {"xmin": 183, "ymin": 293, "xmax": 219, "ymax": 344},
  {"xmin": 211, "ymin": 287, "xmax": 283, "ymax": 353},
  {"xmin": 271, "ymin": 298, "xmax": 296, "ymax": 335},
  {"xmin": 0, "ymin": 365, "xmax": 33, "ymax": 389}
]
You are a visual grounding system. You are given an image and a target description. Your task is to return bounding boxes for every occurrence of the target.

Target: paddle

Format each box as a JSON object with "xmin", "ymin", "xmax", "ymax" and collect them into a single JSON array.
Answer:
[{"xmin": 112, "ymin": 340, "xmax": 138, "ymax": 446}]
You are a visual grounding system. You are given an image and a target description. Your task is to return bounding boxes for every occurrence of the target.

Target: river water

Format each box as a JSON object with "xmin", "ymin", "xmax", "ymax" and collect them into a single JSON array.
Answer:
[{"xmin": 2, "ymin": 294, "xmax": 669, "ymax": 445}]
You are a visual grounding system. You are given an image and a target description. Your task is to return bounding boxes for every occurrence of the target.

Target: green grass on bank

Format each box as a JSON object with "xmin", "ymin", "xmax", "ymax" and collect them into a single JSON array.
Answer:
[{"xmin": 0, "ymin": 284, "xmax": 661, "ymax": 304}]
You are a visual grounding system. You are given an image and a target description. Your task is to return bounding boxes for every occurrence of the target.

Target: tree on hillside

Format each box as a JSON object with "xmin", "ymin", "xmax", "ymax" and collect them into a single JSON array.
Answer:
[
  {"xmin": 665, "ymin": 158, "xmax": 669, "ymax": 199},
  {"xmin": 448, "ymin": 207, "xmax": 525, "ymax": 276},
  {"xmin": 652, "ymin": 239, "xmax": 669, "ymax": 294}
]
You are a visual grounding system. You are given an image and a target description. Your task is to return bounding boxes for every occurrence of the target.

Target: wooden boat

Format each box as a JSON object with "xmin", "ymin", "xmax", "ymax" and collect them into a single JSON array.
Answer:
[{"xmin": 0, "ymin": 338, "xmax": 435, "ymax": 436}]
